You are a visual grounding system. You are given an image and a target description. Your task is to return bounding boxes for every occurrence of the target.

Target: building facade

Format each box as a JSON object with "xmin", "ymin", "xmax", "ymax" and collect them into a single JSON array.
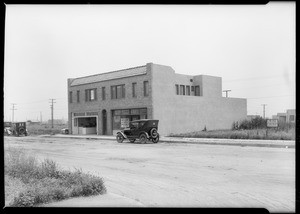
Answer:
[
  {"xmin": 272, "ymin": 109, "xmax": 295, "ymax": 123},
  {"xmin": 68, "ymin": 63, "xmax": 247, "ymax": 136}
]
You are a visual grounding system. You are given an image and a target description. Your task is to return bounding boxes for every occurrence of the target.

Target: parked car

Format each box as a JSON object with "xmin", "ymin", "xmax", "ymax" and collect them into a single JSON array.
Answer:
[
  {"xmin": 116, "ymin": 119, "xmax": 159, "ymax": 143},
  {"xmin": 4, "ymin": 122, "xmax": 28, "ymax": 136},
  {"xmin": 61, "ymin": 128, "xmax": 69, "ymax": 134}
]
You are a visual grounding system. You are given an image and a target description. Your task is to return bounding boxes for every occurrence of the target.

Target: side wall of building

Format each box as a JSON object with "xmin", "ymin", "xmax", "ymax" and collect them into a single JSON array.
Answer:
[{"xmin": 151, "ymin": 64, "xmax": 247, "ymax": 136}]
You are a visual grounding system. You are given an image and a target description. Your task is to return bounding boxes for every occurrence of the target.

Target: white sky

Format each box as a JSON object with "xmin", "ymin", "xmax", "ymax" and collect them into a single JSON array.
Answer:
[{"xmin": 4, "ymin": 2, "xmax": 295, "ymax": 122}]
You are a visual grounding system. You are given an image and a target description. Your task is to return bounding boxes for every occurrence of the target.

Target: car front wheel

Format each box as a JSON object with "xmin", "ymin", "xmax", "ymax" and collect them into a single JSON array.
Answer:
[
  {"xmin": 116, "ymin": 133, "xmax": 124, "ymax": 143},
  {"xmin": 139, "ymin": 133, "xmax": 147, "ymax": 144}
]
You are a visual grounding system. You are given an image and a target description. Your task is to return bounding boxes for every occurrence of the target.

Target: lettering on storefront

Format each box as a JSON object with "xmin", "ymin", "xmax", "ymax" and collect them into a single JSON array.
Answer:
[{"xmin": 121, "ymin": 118, "xmax": 130, "ymax": 128}]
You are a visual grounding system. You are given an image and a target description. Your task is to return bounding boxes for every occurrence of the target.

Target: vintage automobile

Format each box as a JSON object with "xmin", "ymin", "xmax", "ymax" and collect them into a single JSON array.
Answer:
[
  {"xmin": 116, "ymin": 119, "xmax": 159, "ymax": 144},
  {"xmin": 4, "ymin": 122, "xmax": 29, "ymax": 136},
  {"xmin": 61, "ymin": 128, "xmax": 69, "ymax": 134}
]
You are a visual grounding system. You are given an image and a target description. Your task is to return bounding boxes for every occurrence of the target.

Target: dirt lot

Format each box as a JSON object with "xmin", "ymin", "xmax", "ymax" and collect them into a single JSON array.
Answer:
[{"xmin": 4, "ymin": 136, "xmax": 295, "ymax": 212}]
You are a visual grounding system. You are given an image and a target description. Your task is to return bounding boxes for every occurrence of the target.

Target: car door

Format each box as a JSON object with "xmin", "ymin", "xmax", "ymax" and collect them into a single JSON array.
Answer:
[{"xmin": 130, "ymin": 122, "xmax": 139, "ymax": 138}]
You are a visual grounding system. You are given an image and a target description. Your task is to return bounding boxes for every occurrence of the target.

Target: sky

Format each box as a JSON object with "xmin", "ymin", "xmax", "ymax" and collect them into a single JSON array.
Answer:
[{"xmin": 4, "ymin": 2, "xmax": 295, "ymax": 122}]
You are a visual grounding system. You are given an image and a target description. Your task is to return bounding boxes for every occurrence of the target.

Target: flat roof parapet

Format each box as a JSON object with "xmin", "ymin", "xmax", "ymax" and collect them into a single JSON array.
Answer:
[{"xmin": 70, "ymin": 65, "xmax": 147, "ymax": 86}]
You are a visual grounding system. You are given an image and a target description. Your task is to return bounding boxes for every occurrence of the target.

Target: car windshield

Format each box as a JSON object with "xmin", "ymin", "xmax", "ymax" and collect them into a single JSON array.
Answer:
[
  {"xmin": 130, "ymin": 122, "xmax": 138, "ymax": 128},
  {"xmin": 139, "ymin": 121, "xmax": 146, "ymax": 128}
]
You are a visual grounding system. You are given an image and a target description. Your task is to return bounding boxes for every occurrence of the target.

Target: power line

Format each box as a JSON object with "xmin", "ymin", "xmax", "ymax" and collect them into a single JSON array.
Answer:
[
  {"xmin": 226, "ymin": 83, "xmax": 290, "ymax": 91},
  {"xmin": 17, "ymin": 99, "xmax": 50, "ymax": 105},
  {"xmin": 223, "ymin": 74, "xmax": 284, "ymax": 83},
  {"xmin": 247, "ymin": 94, "xmax": 294, "ymax": 99}
]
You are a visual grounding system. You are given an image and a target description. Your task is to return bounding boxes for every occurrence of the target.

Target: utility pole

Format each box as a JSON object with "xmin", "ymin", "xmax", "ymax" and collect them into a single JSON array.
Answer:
[
  {"xmin": 262, "ymin": 104, "xmax": 267, "ymax": 118},
  {"xmin": 40, "ymin": 111, "xmax": 42, "ymax": 123},
  {"xmin": 223, "ymin": 90, "xmax": 231, "ymax": 98},
  {"xmin": 10, "ymin": 103, "xmax": 17, "ymax": 123},
  {"xmin": 49, "ymin": 99, "xmax": 56, "ymax": 128}
]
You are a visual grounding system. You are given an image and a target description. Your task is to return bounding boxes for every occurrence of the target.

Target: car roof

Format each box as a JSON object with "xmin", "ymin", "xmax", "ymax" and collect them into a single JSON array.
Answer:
[{"xmin": 130, "ymin": 119, "xmax": 158, "ymax": 123}]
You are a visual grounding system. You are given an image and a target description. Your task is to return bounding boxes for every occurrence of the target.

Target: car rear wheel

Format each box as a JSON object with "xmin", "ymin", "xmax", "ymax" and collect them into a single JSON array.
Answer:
[
  {"xmin": 152, "ymin": 135, "xmax": 159, "ymax": 143},
  {"xmin": 139, "ymin": 133, "xmax": 147, "ymax": 144},
  {"xmin": 116, "ymin": 133, "xmax": 124, "ymax": 143}
]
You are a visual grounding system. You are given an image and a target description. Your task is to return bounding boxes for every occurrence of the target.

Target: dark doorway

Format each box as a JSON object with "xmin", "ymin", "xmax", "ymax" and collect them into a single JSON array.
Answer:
[{"xmin": 102, "ymin": 110, "xmax": 107, "ymax": 135}]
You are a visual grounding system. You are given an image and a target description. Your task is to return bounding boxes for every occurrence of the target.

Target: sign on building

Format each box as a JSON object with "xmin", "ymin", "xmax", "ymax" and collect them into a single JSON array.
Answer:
[
  {"xmin": 121, "ymin": 118, "xmax": 130, "ymax": 128},
  {"xmin": 267, "ymin": 119, "xmax": 278, "ymax": 128}
]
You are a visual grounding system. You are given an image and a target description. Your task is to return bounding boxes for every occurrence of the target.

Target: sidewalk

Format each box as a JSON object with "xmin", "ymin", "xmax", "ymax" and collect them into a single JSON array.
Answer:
[
  {"xmin": 40, "ymin": 134, "xmax": 295, "ymax": 148},
  {"xmin": 41, "ymin": 193, "xmax": 144, "ymax": 207}
]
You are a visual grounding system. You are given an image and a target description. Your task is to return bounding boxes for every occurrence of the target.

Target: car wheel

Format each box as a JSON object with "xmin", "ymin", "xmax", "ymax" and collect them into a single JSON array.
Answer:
[
  {"xmin": 150, "ymin": 128, "xmax": 158, "ymax": 138},
  {"xmin": 129, "ymin": 139, "xmax": 136, "ymax": 143},
  {"xmin": 65, "ymin": 130, "xmax": 69, "ymax": 134},
  {"xmin": 116, "ymin": 133, "xmax": 124, "ymax": 143},
  {"xmin": 152, "ymin": 134, "xmax": 159, "ymax": 143},
  {"xmin": 18, "ymin": 127, "xmax": 25, "ymax": 135},
  {"xmin": 139, "ymin": 133, "xmax": 147, "ymax": 144}
]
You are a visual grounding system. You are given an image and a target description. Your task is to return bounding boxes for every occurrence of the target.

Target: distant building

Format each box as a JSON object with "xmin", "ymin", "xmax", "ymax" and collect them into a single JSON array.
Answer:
[
  {"xmin": 67, "ymin": 63, "xmax": 247, "ymax": 136},
  {"xmin": 272, "ymin": 109, "xmax": 295, "ymax": 123}
]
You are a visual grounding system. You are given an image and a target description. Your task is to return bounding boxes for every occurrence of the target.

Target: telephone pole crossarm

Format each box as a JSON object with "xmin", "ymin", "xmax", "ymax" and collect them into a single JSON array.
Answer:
[{"xmin": 223, "ymin": 90, "xmax": 231, "ymax": 98}]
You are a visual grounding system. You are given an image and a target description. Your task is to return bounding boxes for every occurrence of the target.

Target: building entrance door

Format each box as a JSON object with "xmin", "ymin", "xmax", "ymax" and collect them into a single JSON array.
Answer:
[{"xmin": 102, "ymin": 110, "xmax": 107, "ymax": 135}]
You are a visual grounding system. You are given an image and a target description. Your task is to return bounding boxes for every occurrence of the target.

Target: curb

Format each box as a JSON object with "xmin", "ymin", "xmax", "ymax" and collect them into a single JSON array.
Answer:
[{"xmin": 40, "ymin": 135, "xmax": 295, "ymax": 149}]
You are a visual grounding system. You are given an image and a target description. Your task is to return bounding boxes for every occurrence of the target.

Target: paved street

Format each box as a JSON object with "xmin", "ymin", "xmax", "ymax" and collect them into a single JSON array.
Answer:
[{"xmin": 4, "ymin": 136, "xmax": 295, "ymax": 212}]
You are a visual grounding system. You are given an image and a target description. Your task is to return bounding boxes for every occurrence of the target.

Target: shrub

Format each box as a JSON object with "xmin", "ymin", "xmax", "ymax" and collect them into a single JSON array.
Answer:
[
  {"xmin": 234, "ymin": 116, "xmax": 267, "ymax": 130},
  {"xmin": 5, "ymin": 175, "xmax": 27, "ymax": 206},
  {"xmin": 5, "ymin": 147, "xmax": 106, "ymax": 207}
]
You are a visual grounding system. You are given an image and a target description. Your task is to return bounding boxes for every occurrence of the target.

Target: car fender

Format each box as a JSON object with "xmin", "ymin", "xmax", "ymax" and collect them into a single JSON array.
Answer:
[
  {"xmin": 139, "ymin": 131, "xmax": 150, "ymax": 139},
  {"xmin": 117, "ymin": 131, "xmax": 127, "ymax": 139}
]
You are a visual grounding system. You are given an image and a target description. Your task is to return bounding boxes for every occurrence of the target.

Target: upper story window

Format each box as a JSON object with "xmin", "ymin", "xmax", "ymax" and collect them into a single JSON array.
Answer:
[
  {"xmin": 289, "ymin": 115, "xmax": 295, "ymax": 122},
  {"xmin": 85, "ymin": 88, "xmax": 97, "ymax": 102},
  {"xmin": 111, "ymin": 84, "xmax": 125, "ymax": 99},
  {"xmin": 132, "ymin": 82, "xmax": 137, "ymax": 98},
  {"xmin": 144, "ymin": 81, "xmax": 149, "ymax": 97},
  {"xmin": 186, "ymin": 86, "xmax": 190, "ymax": 95},
  {"xmin": 175, "ymin": 84, "xmax": 179, "ymax": 95},
  {"xmin": 69, "ymin": 91, "xmax": 73, "ymax": 103},
  {"xmin": 195, "ymin": 85, "xmax": 200, "ymax": 96},
  {"xmin": 180, "ymin": 85, "xmax": 185, "ymax": 95},
  {"xmin": 102, "ymin": 87, "xmax": 106, "ymax": 100},
  {"xmin": 77, "ymin": 90, "xmax": 80, "ymax": 103}
]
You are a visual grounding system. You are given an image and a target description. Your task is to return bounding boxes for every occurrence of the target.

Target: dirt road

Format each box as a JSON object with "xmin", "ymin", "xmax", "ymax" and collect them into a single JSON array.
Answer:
[{"xmin": 4, "ymin": 136, "xmax": 295, "ymax": 212}]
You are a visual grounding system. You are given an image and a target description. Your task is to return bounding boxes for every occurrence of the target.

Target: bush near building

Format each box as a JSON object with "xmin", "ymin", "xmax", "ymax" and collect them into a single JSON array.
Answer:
[
  {"xmin": 170, "ymin": 116, "xmax": 295, "ymax": 140},
  {"xmin": 234, "ymin": 116, "xmax": 295, "ymax": 131},
  {"xmin": 5, "ymin": 147, "xmax": 106, "ymax": 207}
]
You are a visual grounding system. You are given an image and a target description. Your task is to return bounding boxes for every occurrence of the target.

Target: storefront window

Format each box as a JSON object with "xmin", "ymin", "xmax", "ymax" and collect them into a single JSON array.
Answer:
[{"xmin": 112, "ymin": 108, "xmax": 147, "ymax": 130}]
